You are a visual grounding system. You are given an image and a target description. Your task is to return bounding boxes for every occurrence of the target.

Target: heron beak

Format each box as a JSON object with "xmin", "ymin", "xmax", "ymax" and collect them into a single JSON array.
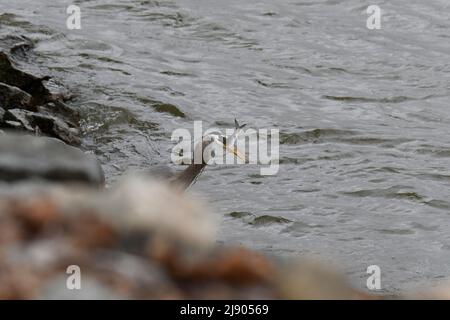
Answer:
[{"xmin": 224, "ymin": 144, "xmax": 246, "ymax": 162}]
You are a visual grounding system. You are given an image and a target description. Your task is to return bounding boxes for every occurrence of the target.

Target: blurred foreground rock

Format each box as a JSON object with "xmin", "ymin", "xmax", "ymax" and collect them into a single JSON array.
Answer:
[
  {"xmin": 0, "ymin": 170, "xmax": 374, "ymax": 299},
  {"xmin": 0, "ymin": 176, "xmax": 257, "ymax": 299}
]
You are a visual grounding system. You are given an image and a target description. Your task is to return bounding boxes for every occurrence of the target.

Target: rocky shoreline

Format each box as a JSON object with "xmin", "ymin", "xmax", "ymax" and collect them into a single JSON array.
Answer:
[{"xmin": 0, "ymin": 37, "xmax": 80, "ymax": 146}]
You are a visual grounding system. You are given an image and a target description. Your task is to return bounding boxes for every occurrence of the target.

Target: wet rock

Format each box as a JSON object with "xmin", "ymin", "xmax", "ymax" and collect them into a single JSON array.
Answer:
[
  {"xmin": 0, "ymin": 52, "xmax": 51, "ymax": 105},
  {"xmin": 3, "ymin": 109, "xmax": 35, "ymax": 131},
  {"xmin": 5, "ymin": 109, "xmax": 81, "ymax": 145},
  {"xmin": 0, "ymin": 83, "xmax": 33, "ymax": 110},
  {"xmin": 37, "ymin": 101, "xmax": 80, "ymax": 126},
  {"xmin": 2, "ymin": 121, "xmax": 24, "ymax": 130},
  {"xmin": 0, "ymin": 133, "xmax": 104, "ymax": 186},
  {"xmin": 0, "ymin": 50, "xmax": 80, "ymax": 145},
  {"xmin": 39, "ymin": 78, "xmax": 73, "ymax": 102},
  {"xmin": 0, "ymin": 94, "xmax": 81, "ymax": 145},
  {"xmin": 30, "ymin": 113, "xmax": 80, "ymax": 146}
]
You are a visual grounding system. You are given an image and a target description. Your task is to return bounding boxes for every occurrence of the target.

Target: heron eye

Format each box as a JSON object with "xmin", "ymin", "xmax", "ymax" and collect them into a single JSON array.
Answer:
[{"xmin": 211, "ymin": 150, "xmax": 216, "ymax": 158}]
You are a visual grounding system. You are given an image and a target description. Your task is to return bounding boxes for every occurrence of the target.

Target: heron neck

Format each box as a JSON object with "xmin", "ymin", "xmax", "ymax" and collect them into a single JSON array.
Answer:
[{"xmin": 172, "ymin": 162, "xmax": 207, "ymax": 190}]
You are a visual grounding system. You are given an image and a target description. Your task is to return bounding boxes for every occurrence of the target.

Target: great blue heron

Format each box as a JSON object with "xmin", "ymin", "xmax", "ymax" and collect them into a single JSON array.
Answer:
[{"xmin": 168, "ymin": 119, "xmax": 246, "ymax": 190}]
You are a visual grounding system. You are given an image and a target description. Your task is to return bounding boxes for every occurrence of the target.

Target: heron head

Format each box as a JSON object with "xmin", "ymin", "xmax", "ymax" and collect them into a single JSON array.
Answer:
[{"xmin": 194, "ymin": 133, "xmax": 245, "ymax": 165}]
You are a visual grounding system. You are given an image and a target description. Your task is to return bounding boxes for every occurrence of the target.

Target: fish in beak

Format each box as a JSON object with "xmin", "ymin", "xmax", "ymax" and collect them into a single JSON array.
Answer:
[
  {"xmin": 224, "ymin": 143, "xmax": 246, "ymax": 161},
  {"xmin": 220, "ymin": 118, "xmax": 246, "ymax": 161}
]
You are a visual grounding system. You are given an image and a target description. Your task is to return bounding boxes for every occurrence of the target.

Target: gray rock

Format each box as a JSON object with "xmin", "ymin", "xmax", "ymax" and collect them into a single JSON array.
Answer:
[
  {"xmin": 30, "ymin": 112, "xmax": 81, "ymax": 146},
  {"xmin": 0, "ymin": 82, "xmax": 33, "ymax": 110},
  {"xmin": 4, "ymin": 108, "xmax": 35, "ymax": 131},
  {"xmin": 37, "ymin": 101, "xmax": 80, "ymax": 126},
  {"xmin": 0, "ymin": 132, "xmax": 104, "ymax": 186},
  {"xmin": 0, "ymin": 51, "xmax": 51, "ymax": 104},
  {"xmin": 0, "ymin": 52, "xmax": 81, "ymax": 145},
  {"xmin": 2, "ymin": 120, "xmax": 23, "ymax": 129},
  {"xmin": 4, "ymin": 108, "xmax": 81, "ymax": 145}
]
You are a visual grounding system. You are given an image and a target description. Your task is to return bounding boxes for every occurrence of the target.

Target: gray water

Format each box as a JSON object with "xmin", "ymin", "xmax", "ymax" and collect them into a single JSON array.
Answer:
[{"xmin": 2, "ymin": 0, "xmax": 450, "ymax": 293}]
